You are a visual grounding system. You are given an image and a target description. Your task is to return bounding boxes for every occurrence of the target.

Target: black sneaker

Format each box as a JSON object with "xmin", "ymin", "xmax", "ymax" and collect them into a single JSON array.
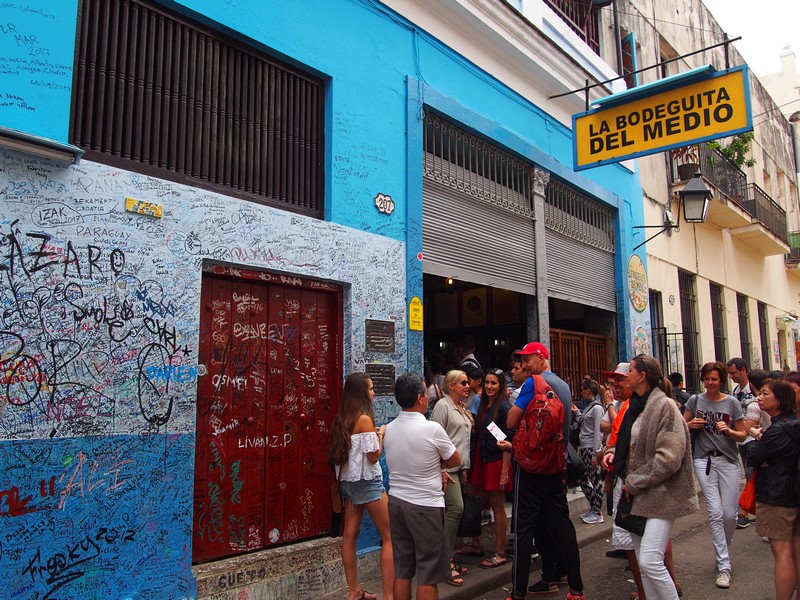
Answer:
[
  {"xmin": 528, "ymin": 579, "xmax": 558, "ymax": 595},
  {"xmin": 736, "ymin": 515, "xmax": 750, "ymax": 529}
]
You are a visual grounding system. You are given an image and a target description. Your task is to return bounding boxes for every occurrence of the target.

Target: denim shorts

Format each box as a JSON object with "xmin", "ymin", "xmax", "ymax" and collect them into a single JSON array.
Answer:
[{"xmin": 339, "ymin": 477, "xmax": 385, "ymax": 505}]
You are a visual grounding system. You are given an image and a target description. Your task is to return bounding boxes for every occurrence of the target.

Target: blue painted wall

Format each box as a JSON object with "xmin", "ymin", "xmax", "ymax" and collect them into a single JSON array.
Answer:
[
  {"xmin": 1, "ymin": 1, "xmax": 644, "ymax": 597},
  {"xmin": 0, "ymin": 1, "xmax": 78, "ymax": 142}
]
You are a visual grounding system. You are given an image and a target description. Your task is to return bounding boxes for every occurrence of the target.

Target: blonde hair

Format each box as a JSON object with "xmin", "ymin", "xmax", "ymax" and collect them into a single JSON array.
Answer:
[{"xmin": 444, "ymin": 369, "xmax": 467, "ymax": 396}]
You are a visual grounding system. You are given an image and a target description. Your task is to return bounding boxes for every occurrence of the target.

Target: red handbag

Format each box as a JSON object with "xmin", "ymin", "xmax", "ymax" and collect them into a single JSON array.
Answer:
[{"xmin": 738, "ymin": 470, "xmax": 757, "ymax": 515}]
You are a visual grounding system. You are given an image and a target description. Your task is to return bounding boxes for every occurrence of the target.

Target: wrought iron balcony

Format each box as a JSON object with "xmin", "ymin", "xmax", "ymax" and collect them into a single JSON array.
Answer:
[
  {"xmin": 786, "ymin": 231, "xmax": 800, "ymax": 265},
  {"xmin": 671, "ymin": 143, "xmax": 786, "ymax": 242},
  {"xmin": 744, "ymin": 183, "xmax": 787, "ymax": 243},
  {"xmin": 543, "ymin": 0, "xmax": 600, "ymax": 53}
]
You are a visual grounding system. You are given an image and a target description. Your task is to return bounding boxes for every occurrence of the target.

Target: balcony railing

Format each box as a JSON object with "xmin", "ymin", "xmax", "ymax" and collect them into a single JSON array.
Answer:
[
  {"xmin": 787, "ymin": 231, "xmax": 800, "ymax": 264},
  {"xmin": 672, "ymin": 143, "xmax": 786, "ymax": 241},
  {"xmin": 744, "ymin": 183, "xmax": 787, "ymax": 243},
  {"xmin": 543, "ymin": 0, "xmax": 600, "ymax": 53}
]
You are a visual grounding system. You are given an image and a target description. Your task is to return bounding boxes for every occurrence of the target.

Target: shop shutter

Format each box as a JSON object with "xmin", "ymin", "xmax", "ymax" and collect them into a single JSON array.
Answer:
[
  {"xmin": 422, "ymin": 178, "xmax": 537, "ymax": 295},
  {"xmin": 544, "ymin": 228, "xmax": 616, "ymax": 311}
]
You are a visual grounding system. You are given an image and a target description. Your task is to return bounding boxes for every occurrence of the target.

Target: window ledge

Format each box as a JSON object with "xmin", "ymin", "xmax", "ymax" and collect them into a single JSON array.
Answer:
[{"xmin": 0, "ymin": 126, "xmax": 83, "ymax": 164}]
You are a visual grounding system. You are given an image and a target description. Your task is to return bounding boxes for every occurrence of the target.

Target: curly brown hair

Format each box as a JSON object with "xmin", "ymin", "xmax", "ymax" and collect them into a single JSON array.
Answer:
[{"xmin": 328, "ymin": 373, "xmax": 374, "ymax": 466}]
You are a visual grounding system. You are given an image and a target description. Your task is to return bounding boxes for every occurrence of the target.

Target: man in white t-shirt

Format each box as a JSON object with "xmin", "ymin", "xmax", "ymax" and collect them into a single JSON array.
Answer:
[{"xmin": 384, "ymin": 373, "xmax": 461, "ymax": 600}]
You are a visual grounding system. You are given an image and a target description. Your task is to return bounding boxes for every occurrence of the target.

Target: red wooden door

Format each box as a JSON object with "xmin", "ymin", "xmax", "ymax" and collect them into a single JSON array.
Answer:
[{"xmin": 193, "ymin": 266, "xmax": 341, "ymax": 563}]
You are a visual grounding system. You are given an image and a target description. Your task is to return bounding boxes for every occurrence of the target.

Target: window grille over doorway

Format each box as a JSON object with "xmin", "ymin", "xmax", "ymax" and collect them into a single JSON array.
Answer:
[
  {"xmin": 710, "ymin": 283, "xmax": 726, "ymax": 361},
  {"xmin": 678, "ymin": 271, "xmax": 700, "ymax": 391},
  {"xmin": 423, "ymin": 111, "xmax": 535, "ymax": 218},
  {"xmin": 737, "ymin": 294, "xmax": 751, "ymax": 364}
]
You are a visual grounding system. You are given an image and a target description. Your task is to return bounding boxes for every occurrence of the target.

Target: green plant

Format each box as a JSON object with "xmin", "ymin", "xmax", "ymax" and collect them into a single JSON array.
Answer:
[{"xmin": 708, "ymin": 132, "xmax": 756, "ymax": 169}]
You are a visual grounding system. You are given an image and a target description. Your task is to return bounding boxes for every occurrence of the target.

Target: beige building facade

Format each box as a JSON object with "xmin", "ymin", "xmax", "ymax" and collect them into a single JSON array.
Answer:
[{"xmin": 597, "ymin": 0, "xmax": 800, "ymax": 388}]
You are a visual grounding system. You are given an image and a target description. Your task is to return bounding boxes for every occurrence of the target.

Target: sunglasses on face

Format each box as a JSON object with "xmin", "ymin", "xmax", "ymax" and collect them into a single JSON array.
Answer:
[{"xmin": 459, "ymin": 380, "xmax": 469, "ymax": 385}]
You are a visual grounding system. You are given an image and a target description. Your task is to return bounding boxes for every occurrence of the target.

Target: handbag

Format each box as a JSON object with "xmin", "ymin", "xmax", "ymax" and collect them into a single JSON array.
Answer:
[
  {"xmin": 457, "ymin": 486, "xmax": 483, "ymax": 537},
  {"xmin": 566, "ymin": 443, "xmax": 587, "ymax": 487},
  {"xmin": 614, "ymin": 492, "xmax": 647, "ymax": 536},
  {"xmin": 738, "ymin": 470, "xmax": 757, "ymax": 515}
]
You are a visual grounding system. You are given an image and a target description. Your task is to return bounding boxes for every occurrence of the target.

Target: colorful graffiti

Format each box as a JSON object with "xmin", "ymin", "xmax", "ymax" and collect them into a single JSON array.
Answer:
[{"xmin": 0, "ymin": 150, "xmax": 405, "ymax": 597}]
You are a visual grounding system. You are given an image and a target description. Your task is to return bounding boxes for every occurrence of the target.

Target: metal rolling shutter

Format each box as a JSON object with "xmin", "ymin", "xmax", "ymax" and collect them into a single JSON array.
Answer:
[
  {"xmin": 544, "ymin": 228, "xmax": 616, "ymax": 311},
  {"xmin": 422, "ymin": 178, "xmax": 537, "ymax": 296}
]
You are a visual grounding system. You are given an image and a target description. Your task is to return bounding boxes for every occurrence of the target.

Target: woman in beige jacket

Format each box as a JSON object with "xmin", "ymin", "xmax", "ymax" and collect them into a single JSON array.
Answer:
[{"xmin": 609, "ymin": 355, "xmax": 697, "ymax": 600}]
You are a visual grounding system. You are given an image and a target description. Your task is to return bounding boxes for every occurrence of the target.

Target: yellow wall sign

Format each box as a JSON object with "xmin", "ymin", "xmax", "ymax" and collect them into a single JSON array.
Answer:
[
  {"xmin": 409, "ymin": 296, "xmax": 423, "ymax": 331},
  {"xmin": 573, "ymin": 66, "xmax": 752, "ymax": 170}
]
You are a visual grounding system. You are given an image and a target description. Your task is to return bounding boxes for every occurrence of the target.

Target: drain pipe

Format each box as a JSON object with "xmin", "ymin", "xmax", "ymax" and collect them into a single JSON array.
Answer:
[{"xmin": 791, "ymin": 111, "xmax": 800, "ymax": 228}]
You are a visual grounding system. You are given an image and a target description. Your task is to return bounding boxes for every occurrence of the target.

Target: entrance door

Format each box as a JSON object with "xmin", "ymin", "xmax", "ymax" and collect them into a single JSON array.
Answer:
[
  {"xmin": 193, "ymin": 265, "xmax": 342, "ymax": 563},
  {"xmin": 549, "ymin": 328, "xmax": 608, "ymax": 399}
]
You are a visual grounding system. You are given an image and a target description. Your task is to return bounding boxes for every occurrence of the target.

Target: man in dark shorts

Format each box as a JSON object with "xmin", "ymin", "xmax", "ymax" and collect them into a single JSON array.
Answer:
[{"xmin": 384, "ymin": 373, "xmax": 462, "ymax": 600}]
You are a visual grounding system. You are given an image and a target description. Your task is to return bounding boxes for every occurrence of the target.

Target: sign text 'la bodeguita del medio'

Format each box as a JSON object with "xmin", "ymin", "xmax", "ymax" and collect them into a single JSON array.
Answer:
[{"xmin": 573, "ymin": 66, "xmax": 752, "ymax": 170}]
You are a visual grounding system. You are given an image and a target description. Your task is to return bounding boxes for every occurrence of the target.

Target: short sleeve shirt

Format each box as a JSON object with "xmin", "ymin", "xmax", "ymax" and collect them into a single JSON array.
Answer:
[
  {"xmin": 685, "ymin": 393, "xmax": 743, "ymax": 463},
  {"xmin": 384, "ymin": 411, "xmax": 456, "ymax": 508},
  {"xmin": 430, "ymin": 397, "xmax": 472, "ymax": 472}
]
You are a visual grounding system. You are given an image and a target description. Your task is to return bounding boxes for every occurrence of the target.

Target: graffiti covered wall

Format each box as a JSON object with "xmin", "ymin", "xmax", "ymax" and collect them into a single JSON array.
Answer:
[{"xmin": 0, "ymin": 150, "xmax": 406, "ymax": 598}]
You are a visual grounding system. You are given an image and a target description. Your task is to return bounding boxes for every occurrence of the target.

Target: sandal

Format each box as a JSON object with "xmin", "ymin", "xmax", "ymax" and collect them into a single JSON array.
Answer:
[
  {"xmin": 481, "ymin": 553, "xmax": 509, "ymax": 568},
  {"xmin": 446, "ymin": 574, "xmax": 464, "ymax": 587},
  {"xmin": 455, "ymin": 544, "xmax": 483, "ymax": 556},
  {"xmin": 349, "ymin": 591, "xmax": 376, "ymax": 600},
  {"xmin": 451, "ymin": 562, "xmax": 468, "ymax": 575}
]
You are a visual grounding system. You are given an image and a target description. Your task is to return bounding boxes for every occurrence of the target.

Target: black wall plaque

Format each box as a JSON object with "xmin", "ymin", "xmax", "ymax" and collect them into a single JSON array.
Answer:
[
  {"xmin": 365, "ymin": 363, "xmax": 396, "ymax": 395},
  {"xmin": 365, "ymin": 319, "xmax": 395, "ymax": 352}
]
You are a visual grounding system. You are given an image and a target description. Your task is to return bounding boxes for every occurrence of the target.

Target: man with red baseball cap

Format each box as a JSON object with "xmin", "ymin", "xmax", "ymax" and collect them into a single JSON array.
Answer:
[{"xmin": 507, "ymin": 342, "xmax": 585, "ymax": 600}]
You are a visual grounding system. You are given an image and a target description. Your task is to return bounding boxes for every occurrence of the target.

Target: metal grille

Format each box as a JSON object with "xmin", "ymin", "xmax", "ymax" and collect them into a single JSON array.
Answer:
[
  {"xmin": 71, "ymin": 0, "xmax": 324, "ymax": 217},
  {"xmin": 649, "ymin": 290, "xmax": 666, "ymax": 367},
  {"xmin": 709, "ymin": 283, "xmax": 726, "ymax": 361},
  {"xmin": 745, "ymin": 183, "xmax": 787, "ymax": 243},
  {"xmin": 542, "ymin": 0, "xmax": 600, "ymax": 53},
  {"xmin": 423, "ymin": 112, "xmax": 535, "ymax": 217},
  {"xmin": 758, "ymin": 301, "xmax": 770, "ymax": 369},
  {"xmin": 678, "ymin": 271, "xmax": 700, "ymax": 391},
  {"xmin": 545, "ymin": 180, "xmax": 615, "ymax": 252},
  {"xmin": 737, "ymin": 294, "xmax": 751, "ymax": 364}
]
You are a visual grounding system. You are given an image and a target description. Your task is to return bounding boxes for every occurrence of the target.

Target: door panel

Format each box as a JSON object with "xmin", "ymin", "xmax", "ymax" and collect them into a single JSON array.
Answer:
[{"xmin": 193, "ymin": 267, "xmax": 341, "ymax": 563}]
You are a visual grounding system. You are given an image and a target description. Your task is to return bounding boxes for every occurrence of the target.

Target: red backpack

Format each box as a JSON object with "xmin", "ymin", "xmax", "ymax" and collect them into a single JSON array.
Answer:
[{"xmin": 512, "ymin": 374, "xmax": 565, "ymax": 474}]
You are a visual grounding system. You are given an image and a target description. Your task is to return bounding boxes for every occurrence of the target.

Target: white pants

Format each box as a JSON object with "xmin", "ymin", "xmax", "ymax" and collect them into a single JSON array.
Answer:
[
  {"xmin": 693, "ymin": 455, "xmax": 740, "ymax": 572},
  {"xmin": 632, "ymin": 517, "xmax": 677, "ymax": 600}
]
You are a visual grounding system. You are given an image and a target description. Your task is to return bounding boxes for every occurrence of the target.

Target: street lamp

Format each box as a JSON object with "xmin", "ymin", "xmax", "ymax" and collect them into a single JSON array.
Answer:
[
  {"xmin": 631, "ymin": 170, "xmax": 712, "ymax": 251},
  {"xmin": 679, "ymin": 171, "xmax": 712, "ymax": 223}
]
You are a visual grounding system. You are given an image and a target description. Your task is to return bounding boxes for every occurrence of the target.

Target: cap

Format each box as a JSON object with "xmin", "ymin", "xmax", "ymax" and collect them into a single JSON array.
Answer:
[
  {"xmin": 517, "ymin": 342, "xmax": 549, "ymax": 360},
  {"xmin": 603, "ymin": 362, "xmax": 630, "ymax": 379}
]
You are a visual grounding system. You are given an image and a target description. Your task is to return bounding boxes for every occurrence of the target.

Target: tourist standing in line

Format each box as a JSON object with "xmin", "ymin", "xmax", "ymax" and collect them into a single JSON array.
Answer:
[
  {"xmin": 684, "ymin": 361, "xmax": 747, "ymax": 589},
  {"xmin": 384, "ymin": 373, "xmax": 461, "ymax": 600},
  {"xmin": 430, "ymin": 369, "xmax": 473, "ymax": 586},
  {"xmin": 329, "ymin": 373, "xmax": 394, "ymax": 600}
]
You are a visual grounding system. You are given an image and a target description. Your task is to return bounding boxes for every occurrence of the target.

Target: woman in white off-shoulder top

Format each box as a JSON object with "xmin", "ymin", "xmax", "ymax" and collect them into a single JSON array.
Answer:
[{"xmin": 329, "ymin": 373, "xmax": 394, "ymax": 600}]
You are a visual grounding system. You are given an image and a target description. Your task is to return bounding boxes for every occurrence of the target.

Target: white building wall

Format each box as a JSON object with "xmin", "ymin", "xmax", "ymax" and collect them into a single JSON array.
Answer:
[{"xmin": 597, "ymin": 0, "xmax": 800, "ymax": 382}]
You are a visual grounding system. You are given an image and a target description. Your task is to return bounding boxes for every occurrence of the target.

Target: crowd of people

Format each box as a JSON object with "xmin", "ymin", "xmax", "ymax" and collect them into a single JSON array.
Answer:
[{"xmin": 327, "ymin": 337, "xmax": 800, "ymax": 600}]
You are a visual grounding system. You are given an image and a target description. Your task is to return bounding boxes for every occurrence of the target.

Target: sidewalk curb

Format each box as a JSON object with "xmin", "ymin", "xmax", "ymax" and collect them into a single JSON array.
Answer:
[{"xmin": 439, "ymin": 523, "xmax": 613, "ymax": 600}]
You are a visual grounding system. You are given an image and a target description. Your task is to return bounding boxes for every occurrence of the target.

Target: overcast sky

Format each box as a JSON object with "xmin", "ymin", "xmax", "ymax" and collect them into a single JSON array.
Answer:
[{"xmin": 701, "ymin": 0, "xmax": 799, "ymax": 75}]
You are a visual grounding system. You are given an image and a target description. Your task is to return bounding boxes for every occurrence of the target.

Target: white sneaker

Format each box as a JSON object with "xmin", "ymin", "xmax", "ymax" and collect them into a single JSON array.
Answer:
[
  {"xmin": 715, "ymin": 569, "xmax": 731, "ymax": 589},
  {"xmin": 581, "ymin": 512, "xmax": 604, "ymax": 524},
  {"xmin": 579, "ymin": 510, "xmax": 593, "ymax": 520}
]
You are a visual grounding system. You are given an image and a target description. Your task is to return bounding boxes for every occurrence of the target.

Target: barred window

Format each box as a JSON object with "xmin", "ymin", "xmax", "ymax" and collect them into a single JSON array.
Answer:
[{"xmin": 71, "ymin": 0, "xmax": 325, "ymax": 217}]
